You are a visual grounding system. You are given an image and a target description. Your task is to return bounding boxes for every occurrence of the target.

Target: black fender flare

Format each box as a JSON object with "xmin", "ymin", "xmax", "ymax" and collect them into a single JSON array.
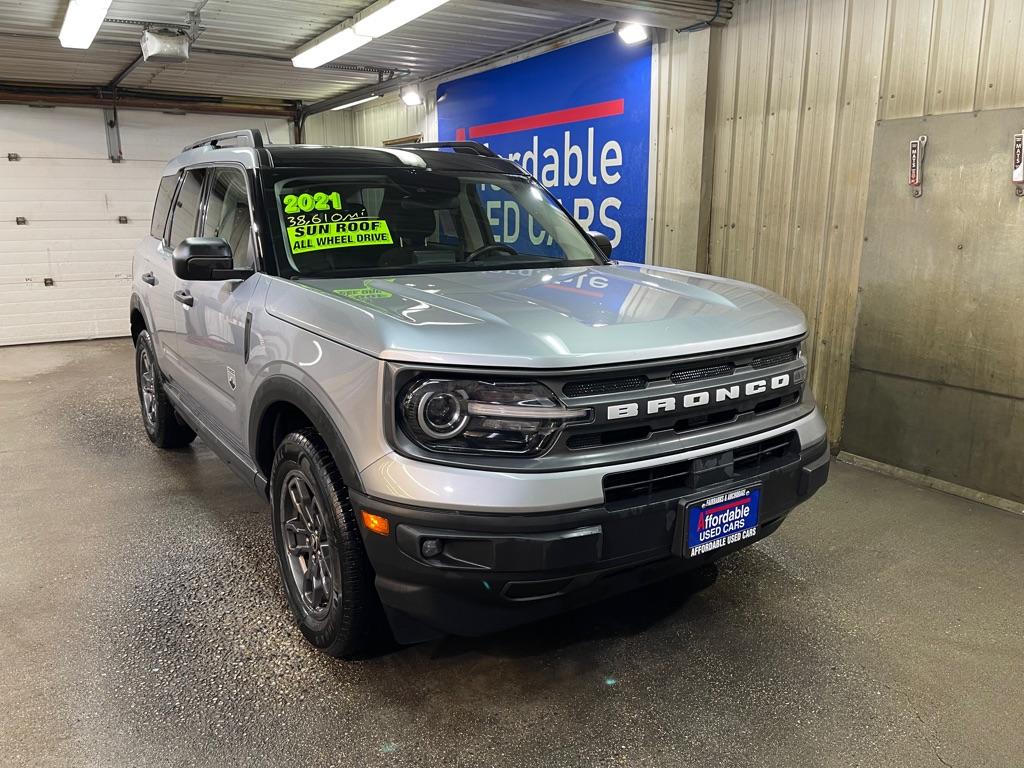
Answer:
[
  {"xmin": 129, "ymin": 292, "xmax": 151, "ymax": 341},
  {"xmin": 248, "ymin": 375, "xmax": 364, "ymax": 494}
]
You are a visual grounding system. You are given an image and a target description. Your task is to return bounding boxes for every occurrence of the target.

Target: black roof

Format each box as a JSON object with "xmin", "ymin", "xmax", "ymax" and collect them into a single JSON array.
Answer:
[{"xmin": 263, "ymin": 144, "xmax": 524, "ymax": 175}]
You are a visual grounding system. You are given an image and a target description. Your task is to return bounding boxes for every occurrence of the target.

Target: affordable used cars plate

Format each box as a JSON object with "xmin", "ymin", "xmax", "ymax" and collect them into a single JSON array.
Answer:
[{"xmin": 684, "ymin": 486, "xmax": 760, "ymax": 558}]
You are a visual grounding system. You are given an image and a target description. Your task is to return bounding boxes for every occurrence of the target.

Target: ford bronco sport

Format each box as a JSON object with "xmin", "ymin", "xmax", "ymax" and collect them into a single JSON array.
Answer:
[{"xmin": 131, "ymin": 129, "xmax": 829, "ymax": 657}]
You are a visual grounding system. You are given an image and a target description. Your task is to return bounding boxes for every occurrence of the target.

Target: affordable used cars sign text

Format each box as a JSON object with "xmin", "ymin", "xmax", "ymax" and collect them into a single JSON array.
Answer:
[{"xmin": 437, "ymin": 34, "xmax": 653, "ymax": 264}]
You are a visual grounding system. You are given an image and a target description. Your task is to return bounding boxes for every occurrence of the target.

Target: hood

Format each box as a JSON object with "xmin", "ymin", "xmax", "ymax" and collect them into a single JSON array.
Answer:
[{"xmin": 265, "ymin": 263, "xmax": 806, "ymax": 368}]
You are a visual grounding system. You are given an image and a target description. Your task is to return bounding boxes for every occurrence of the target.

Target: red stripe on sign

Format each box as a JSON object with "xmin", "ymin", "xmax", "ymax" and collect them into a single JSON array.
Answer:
[
  {"xmin": 702, "ymin": 496, "xmax": 751, "ymax": 516},
  {"xmin": 467, "ymin": 98, "xmax": 625, "ymax": 140},
  {"xmin": 455, "ymin": 127, "xmax": 466, "ymax": 141}
]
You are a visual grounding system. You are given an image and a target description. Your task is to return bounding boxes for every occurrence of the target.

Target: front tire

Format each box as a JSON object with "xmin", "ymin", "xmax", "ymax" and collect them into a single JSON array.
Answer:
[
  {"xmin": 134, "ymin": 329, "xmax": 196, "ymax": 449},
  {"xmin": 270, "ymin": 430, "xmax": 380, "ymax": 658}
]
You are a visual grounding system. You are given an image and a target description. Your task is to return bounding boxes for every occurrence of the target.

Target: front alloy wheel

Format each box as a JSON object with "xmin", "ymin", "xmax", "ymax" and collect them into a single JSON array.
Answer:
[
  {"xmin": 280, "ymin": 471, "xmax": 336, "ymax": 621},
  {"xmin": 270, "ymin": 429, "xmax": 381, "ymax": 657}
]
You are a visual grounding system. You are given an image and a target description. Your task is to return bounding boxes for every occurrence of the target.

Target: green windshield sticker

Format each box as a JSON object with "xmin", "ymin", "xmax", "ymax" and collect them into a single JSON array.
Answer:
[
  {"xmin": 287, "ymin": 218, "xmax": 393, "ymax": 254},
  {"xmin": 332, "ymin": 279, "xmax": 395, "ymax": 303}
]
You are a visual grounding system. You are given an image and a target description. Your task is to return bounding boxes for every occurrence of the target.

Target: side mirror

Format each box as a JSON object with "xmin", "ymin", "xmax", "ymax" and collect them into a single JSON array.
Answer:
[
  {"xmin": 589, "ymin": 231, "xmax": 613, "ymax": 258},
  {"xmin": 172, "ymin": 237, "xmax": 249, "ymax": 280}
]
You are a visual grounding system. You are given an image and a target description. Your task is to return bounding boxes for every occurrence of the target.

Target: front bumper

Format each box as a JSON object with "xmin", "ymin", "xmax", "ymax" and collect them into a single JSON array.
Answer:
[{"xmin": 351, "ymin": 434, "xmax": 831, "ymax": 643}]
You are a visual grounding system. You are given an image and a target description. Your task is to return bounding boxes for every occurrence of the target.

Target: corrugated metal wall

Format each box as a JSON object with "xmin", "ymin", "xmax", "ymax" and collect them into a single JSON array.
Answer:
[
  {"xmin": 708, "ymin": 0, "xmax": 1024, "ymax": 441},
  {"xmin": 650, "ymin": 28, "xmax": 716, "ymax": 273},
  {"xmin": 304, "ymin": 91, "xmax": 438, "ymax": 146}
]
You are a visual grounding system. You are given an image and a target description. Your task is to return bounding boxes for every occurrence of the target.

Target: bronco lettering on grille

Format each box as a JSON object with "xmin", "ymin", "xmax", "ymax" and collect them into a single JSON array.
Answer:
[{"xmin": 606, "ymin": 373, "xmax": 793, "ymax": 421}]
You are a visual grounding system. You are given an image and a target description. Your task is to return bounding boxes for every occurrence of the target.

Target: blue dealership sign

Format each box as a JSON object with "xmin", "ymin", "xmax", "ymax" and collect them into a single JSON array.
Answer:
[{"xmin": 436, "ymin": 34, "xmax": 653, "ymax": 263}]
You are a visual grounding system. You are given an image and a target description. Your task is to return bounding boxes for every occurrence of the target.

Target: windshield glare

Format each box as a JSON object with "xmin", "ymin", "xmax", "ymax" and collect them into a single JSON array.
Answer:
[{"xmin": 271, "ymin": 171, "xmax": 602, "ymax": 278}]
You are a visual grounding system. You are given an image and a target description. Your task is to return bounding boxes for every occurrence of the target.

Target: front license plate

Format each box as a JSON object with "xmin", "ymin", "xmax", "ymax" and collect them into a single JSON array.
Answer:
[{"xmin": 684, "ymin": 486, "xmax": 760, "ymax": 558}]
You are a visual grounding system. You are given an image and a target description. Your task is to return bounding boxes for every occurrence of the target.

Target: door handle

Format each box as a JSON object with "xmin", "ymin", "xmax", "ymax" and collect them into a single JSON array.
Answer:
[
  {"xmin": 141, "ymin": 272, "xmax": 156, "ymax": 286},
  {"xmin": 174, "ymin": 289, "xmax": 194, "ymax": 307}
]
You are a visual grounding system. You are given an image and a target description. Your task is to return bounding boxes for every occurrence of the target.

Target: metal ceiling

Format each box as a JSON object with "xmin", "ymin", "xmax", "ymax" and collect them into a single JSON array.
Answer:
[{"xmin": 0, "ymin": 0, "xmax": 730, "ymax": 110}]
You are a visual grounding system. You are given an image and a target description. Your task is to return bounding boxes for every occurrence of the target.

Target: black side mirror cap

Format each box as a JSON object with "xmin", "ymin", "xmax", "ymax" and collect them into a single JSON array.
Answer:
[
  {"xmin": 172, "ymin": 237, "xmax": 250, "ymax": 280},
  {"xmin": 589, "ymin": 231, "xmax": 613, "ymax": 258}
]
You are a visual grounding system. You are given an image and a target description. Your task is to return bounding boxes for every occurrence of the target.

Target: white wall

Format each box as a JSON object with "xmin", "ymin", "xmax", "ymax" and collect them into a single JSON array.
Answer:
[{"xmin": 0, "ymin": 106, "xmax": 289, "ymax": 346}]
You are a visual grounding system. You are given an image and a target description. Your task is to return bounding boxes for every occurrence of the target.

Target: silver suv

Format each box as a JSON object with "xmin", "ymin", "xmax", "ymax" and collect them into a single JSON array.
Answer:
[{"xmin": 131, "ymin": 129, "xmax": 829, "ymax": 657}]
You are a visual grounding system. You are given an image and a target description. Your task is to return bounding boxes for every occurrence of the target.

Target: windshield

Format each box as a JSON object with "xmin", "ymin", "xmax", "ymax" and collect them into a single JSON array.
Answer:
[{"xmin": 269, "ymin": 170, "xmax": 604, "ymax": 278}]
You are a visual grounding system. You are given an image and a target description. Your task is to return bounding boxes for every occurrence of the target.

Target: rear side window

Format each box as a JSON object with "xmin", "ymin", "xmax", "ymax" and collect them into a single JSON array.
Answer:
[
  {"xmin": 167, "ymin": 168, "xmax": 207, "ymax": 248},
  {"xmin": 150, "ymin": 175, "xmax": 178, "ymax": 239}
]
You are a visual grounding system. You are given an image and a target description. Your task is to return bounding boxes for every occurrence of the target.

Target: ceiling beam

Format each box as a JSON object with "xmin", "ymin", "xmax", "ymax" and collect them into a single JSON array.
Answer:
[
  {"xmin": 497, "ymin": 0, "xmax": 731, "ymax": 29},
  {"xmin": 0, "ymin": 82, "xmax": 298, "ymax": 118},
  {"xmin": 0, "ymin": 31, "xmax": 405, "ymax": 78}
]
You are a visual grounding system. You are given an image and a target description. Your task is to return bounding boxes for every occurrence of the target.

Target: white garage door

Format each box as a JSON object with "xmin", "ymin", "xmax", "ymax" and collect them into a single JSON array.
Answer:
[{"xmin": 0, "ymin": 106, "xmax": 290, "ymax": 346}]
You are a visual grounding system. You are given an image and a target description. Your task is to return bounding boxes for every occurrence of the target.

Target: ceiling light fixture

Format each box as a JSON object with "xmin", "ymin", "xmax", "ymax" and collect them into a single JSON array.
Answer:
[
  {"xmin": 400, "ymin": 85, "xmax": 423, "ymax": 107},
  {"xmin": 330, "ymin": 94, "xmax": 381, "ymax": 111},
  {"xmin": 352, "ymin": 0, "xmax": 450, "ymax": 38},
  {"xmin": 59, "ymin": 0, "xmax": 113, "ymax": 49},
  {"xmin": 615, "ymin": 22, "xmax": 649, "ymax": 45},
  {"xmin": 293, "ymin": 27, "xmax": 371, "ymax": 69},
  {"xmin": 293, "ymin": 0, "xmax": 451, "ymax": 69}
]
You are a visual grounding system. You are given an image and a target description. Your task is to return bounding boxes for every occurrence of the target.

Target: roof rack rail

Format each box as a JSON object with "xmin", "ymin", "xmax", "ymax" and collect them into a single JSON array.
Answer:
[
  {"xmin": 183, "ymin": 128, "xmax": 265, "ymax": 152},
  {"xmin": 391, "ymin": 141, "xmax": 499, "ymax": 158}
]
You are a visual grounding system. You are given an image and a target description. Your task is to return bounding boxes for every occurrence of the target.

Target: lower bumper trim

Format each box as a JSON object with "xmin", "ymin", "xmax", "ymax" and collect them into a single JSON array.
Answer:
[{"xmin": 351, "ymin": 439, "xmax": 830, "ymax": 642}]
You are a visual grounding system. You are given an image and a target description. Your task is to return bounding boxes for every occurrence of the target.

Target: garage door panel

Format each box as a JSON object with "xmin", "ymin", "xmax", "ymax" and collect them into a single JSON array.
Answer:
[
  {"xmin": 0, "ymin": 304, "xmax": 127, "ymax": 323},
  {"xmin": 0, "ymin": 201, "xmax": 157, "ymax": 222},
  {"xmin": 0, "ymin": 317, "xmax": 128, "ymax": 346},
  {"xmin": 0, "ymin": 282, "xmax": 131, "ymax": 308},
  {"xmin": 3, "ymin": 160, "xmax": 164, "ymax": 190},
  {"xmin": 0, "ymin": 185, "xmax": 160, "ymax": 202},
  {"xmin": 0, "ymin": 282, "xmax": 131, "ymax": 344},
  {"xmin": 0, "ymin": 240, "xmax": 143, "ymax": 259},
  {"xmin": 0, "ymin": 259, "xmax": 132, "ymax": 283},
  {"xmin": 0, "ymin": 226, "xmax": 145, "ymax": 251},
  {"xmin": 0, "ymin": 106, "xmax": 110, "ymax": 159},
  {"xmin": 0, "ymin": 176, "xmax": 162, "ymax": 199},
  {"xmin": 0, "ymin": 105, "xmax": 289, "ymax": 346}
]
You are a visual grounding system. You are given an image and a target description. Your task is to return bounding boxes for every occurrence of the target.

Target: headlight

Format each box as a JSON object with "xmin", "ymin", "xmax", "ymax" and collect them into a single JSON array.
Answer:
[{"xmin": 398, "ymin": 378, "xmax": 591, "ymax": 456}]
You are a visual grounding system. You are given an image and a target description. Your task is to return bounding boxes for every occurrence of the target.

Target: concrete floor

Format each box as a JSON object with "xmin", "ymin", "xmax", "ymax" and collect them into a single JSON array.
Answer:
[{"xmin": 1, "ymin": 339, "xmax": 1021, "ymax": 768}]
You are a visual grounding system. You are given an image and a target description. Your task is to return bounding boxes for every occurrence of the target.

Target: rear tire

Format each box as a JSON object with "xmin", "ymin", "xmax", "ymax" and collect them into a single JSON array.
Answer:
[
  {"xmin": 134, "ymin": 329, "xmax": 196, "ymax": 449},
  {"xmin": 270, "ymin": 429, "xmax": 381, "ymax": 658}
]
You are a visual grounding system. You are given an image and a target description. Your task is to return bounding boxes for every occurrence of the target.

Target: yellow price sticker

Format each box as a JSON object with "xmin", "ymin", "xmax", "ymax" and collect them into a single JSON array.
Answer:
[{"xmin": 288, "ymin": 218, "xmax": 393, "ymax": 254}]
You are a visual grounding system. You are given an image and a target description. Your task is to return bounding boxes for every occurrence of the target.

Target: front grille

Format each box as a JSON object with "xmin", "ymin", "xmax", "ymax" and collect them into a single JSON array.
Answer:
[
  {"xmin": 562, "ymin": 341, "xmax": 802, "ymax": 399},
  {"xmin": 567, "ymin": 425, "xmax": 651, "ymax": 450},
  {"xmin": 751, "ymin": 348, "xmax": 798, "ymax": 369},
  {"xmin": 601, "ymin": 432, "xmax": 799, "ymax": 507},
  {"xmin": 563, "ymin": 375, "xmax": 647, "ymax": 398},
  {"xmin": 670, "ymin": 363, "xmax": 733, "ymax": 383}
]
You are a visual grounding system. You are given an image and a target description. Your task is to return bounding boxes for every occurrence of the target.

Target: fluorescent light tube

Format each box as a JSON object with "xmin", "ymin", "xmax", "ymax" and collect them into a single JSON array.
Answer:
[
  {"xmin": 353, "ymin": 0, "xmax": 450, "ymax": 39},
  {"xmin": 616, "ymin": 22, "xmax": 649, "ymax": 45},
  {"xmin": 330, "ymin": 94, "xmax": 380, "ymax": 111},
  {"xmin": 292, "ymin": 0, "xmax": 451, "ymax": 69},
  {"xmin": 58, "ymin": 0, "xmax": 113, "ymax": 49},
  {"xmin": 292, "ymin": 27, "xmax": 371, "ymax": 69}
]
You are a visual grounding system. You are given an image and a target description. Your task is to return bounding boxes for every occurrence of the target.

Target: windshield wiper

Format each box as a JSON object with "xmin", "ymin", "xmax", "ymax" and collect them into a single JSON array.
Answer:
[
  {"xmin": 450, "ymin": 258, "xmax": 580, "ymax": 271},
  {"xmin": 290, "ymin": 258, "xmax": 596, "ymax": 281}
]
